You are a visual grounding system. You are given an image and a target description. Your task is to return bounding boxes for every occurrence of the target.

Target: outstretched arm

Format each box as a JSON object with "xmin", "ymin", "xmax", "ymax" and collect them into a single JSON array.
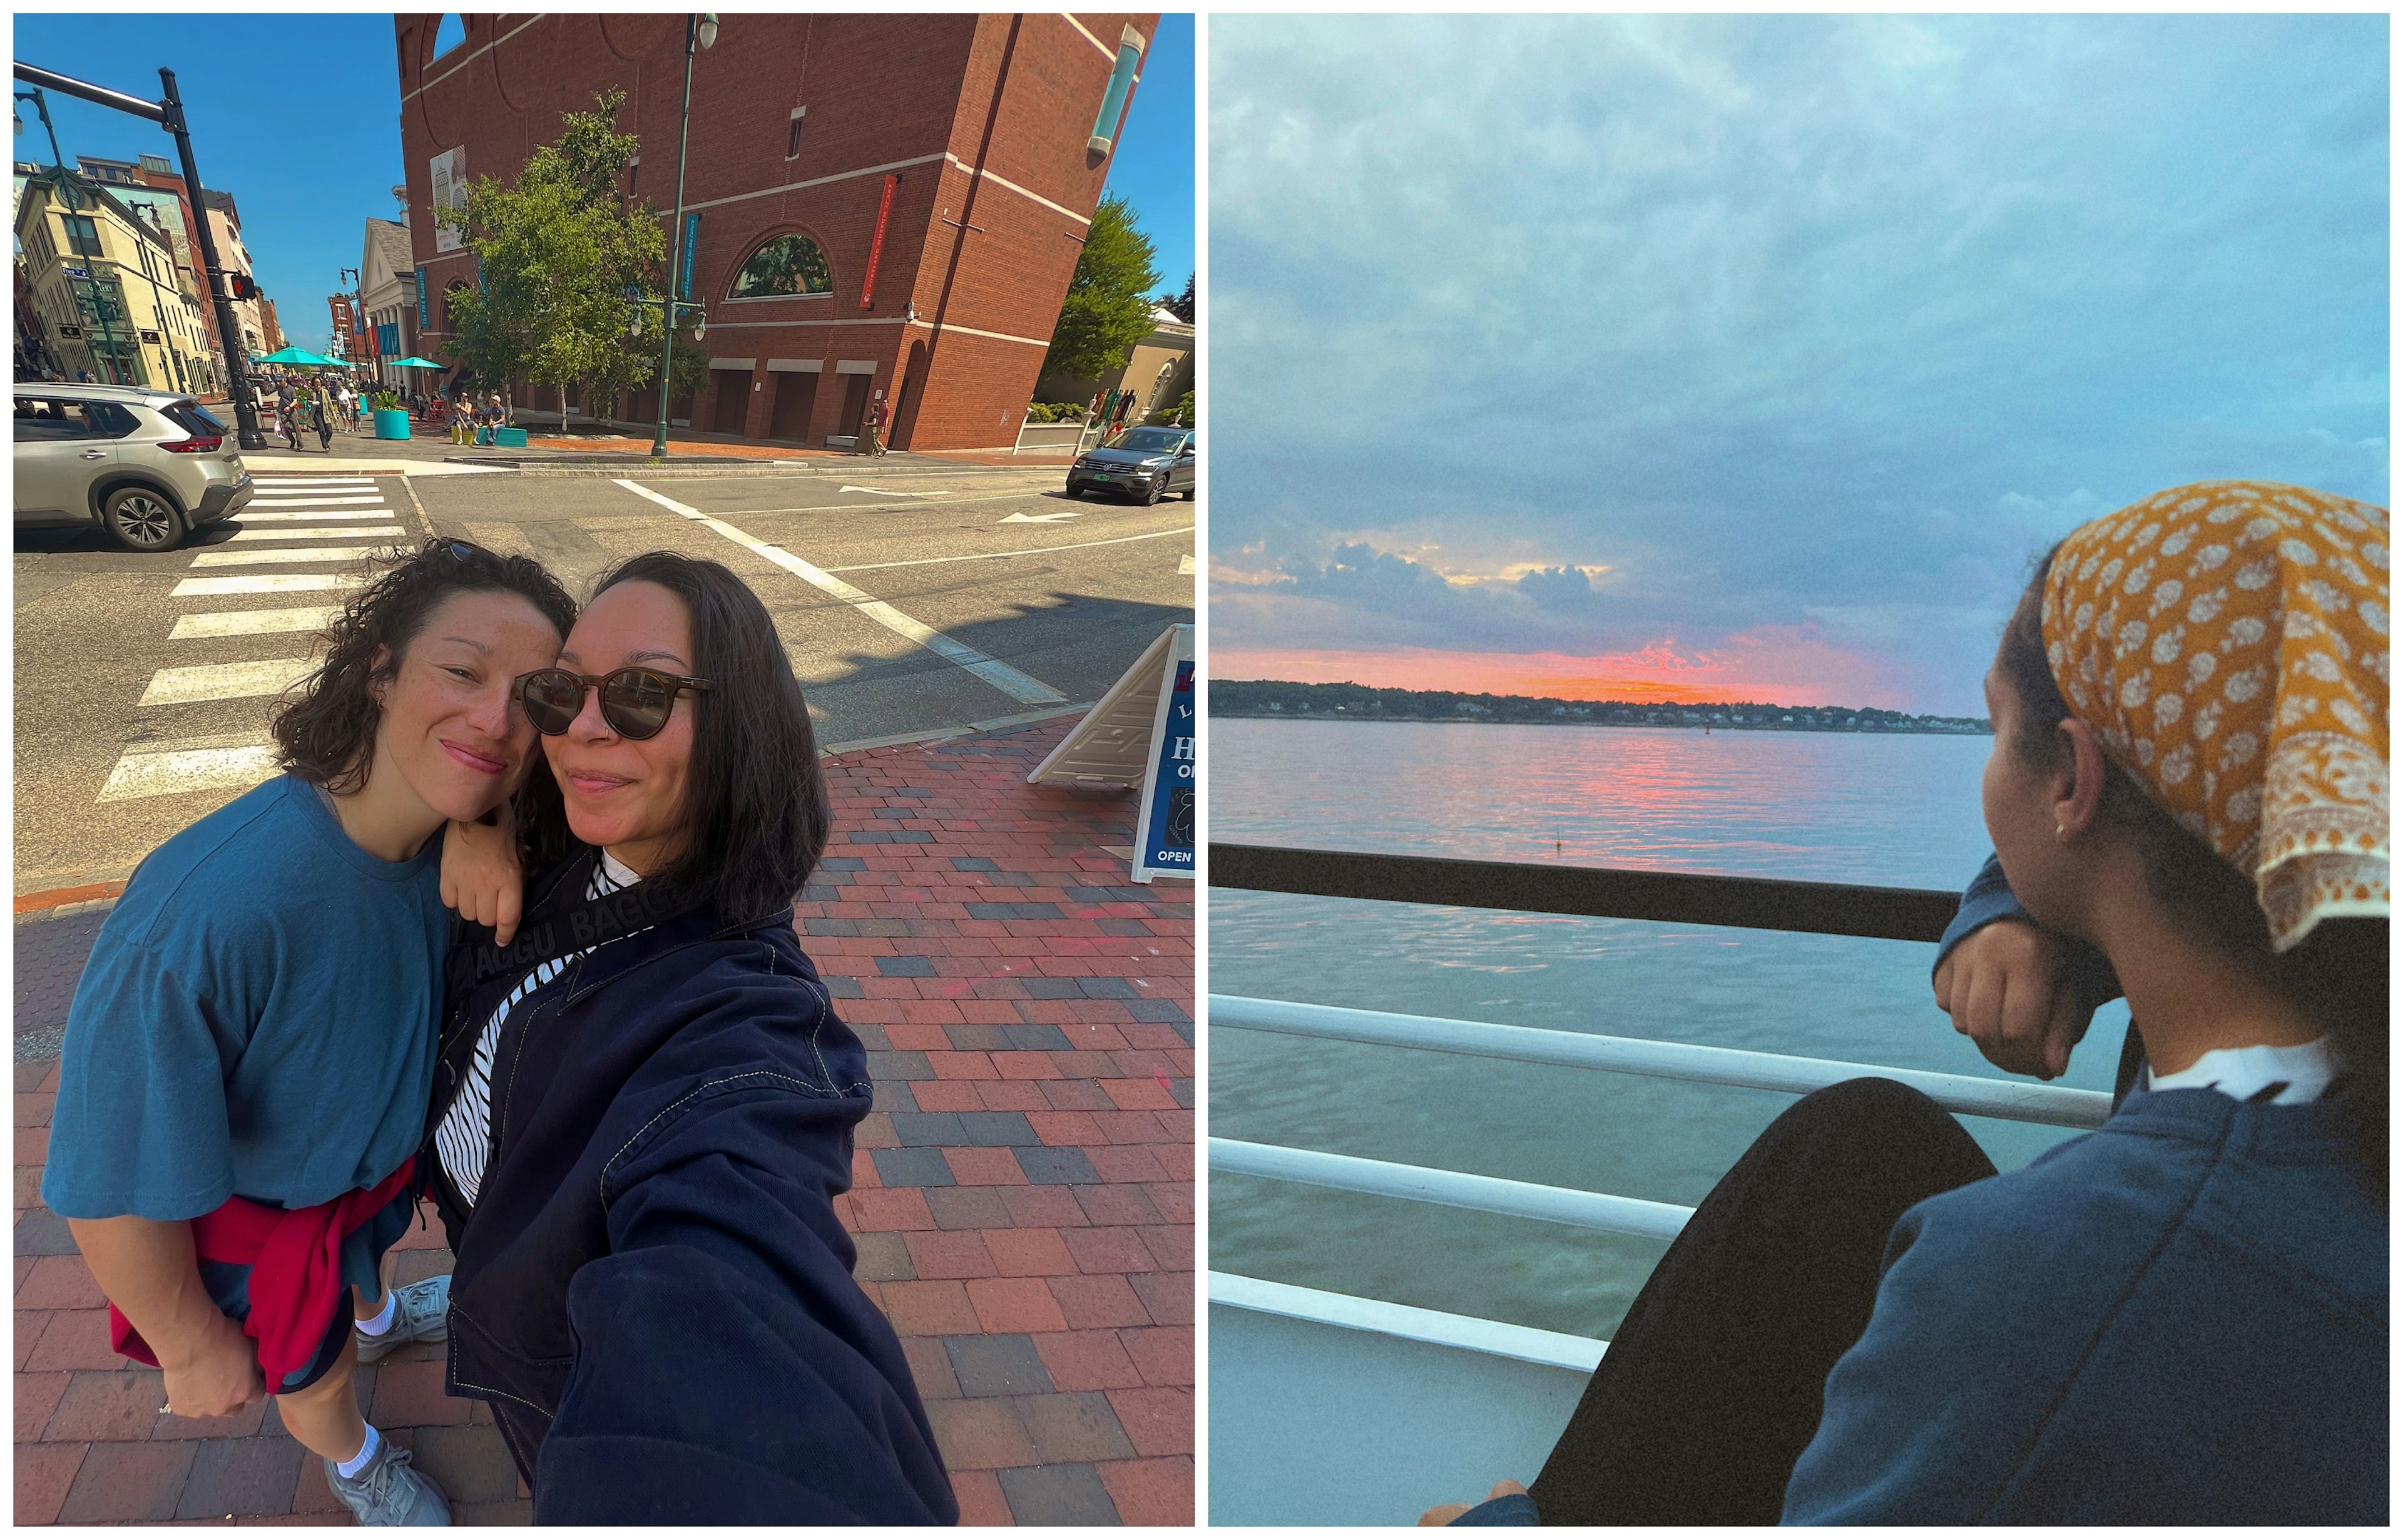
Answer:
[{"xmin": 535, "ymin": 1083, "xmax": 956, "ymax": 1524}]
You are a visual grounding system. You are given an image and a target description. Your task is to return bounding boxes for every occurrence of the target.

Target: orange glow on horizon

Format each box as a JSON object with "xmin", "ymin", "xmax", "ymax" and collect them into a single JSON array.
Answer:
[{"xmin": 1209, "ymin": 641, "xmax": 1918, "ymax": 712}]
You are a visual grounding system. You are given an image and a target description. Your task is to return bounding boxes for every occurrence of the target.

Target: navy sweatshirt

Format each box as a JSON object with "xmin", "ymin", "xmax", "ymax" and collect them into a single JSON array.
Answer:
[{"xmin": 1781, "ymin": 1087, "xmax": 2385, "ymax": 1522}]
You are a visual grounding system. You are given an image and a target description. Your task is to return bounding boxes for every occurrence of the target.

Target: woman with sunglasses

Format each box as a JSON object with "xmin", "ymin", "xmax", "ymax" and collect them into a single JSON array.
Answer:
[
  {"xmin": 421, "ymin": 551, "xmax": 955, "ymax": 1523},
  {"xmin": 45, "ymin": 539, "xmax": 577, "ymax": 1527}
]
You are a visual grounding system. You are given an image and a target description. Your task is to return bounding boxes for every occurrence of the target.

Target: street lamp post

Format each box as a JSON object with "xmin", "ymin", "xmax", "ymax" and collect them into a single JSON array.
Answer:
[
  {"xmin": 11, "ymin": 61, "xmax": 268, "ymax": 447},
  {"xmin": 652, "ymin": 13, "xmax": 717, "ymax": 460}
]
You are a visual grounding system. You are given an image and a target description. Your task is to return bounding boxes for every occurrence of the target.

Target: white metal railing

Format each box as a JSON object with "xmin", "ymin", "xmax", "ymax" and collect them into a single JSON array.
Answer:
[
  {"xmin": 1209, "ymin": 1271, "xmax": 1607, "ymax": 1372},
  {"xmin": 1212, "ymin": 995, "xmax": 2112, "ymax": 1130},
  {"xmin": 1211, "ymin": 1138, "xmax": 1694, "ymax": 1240}
]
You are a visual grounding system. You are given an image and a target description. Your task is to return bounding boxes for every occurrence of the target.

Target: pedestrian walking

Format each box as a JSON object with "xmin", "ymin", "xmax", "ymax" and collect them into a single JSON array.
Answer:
[
  {"xmin": 312, "ymin": 394, "xmax": 332, "ymax": 452},
  {"xmin": 860, "ymin": 396, "xmax": 887, "ymax": 456}
]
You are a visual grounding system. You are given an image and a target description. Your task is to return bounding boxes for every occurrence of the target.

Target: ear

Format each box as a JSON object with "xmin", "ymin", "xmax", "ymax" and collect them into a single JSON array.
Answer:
[
  {"xmin": 2052, "ymin": 715, "xmax": 2110, "ymax": 840},
  {"xmin": 368, "ymin": 643, "xmax": 393, "ymax": 706}
]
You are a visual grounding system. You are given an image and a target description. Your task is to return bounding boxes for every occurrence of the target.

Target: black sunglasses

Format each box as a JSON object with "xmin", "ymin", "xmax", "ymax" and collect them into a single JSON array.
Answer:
[{"xmin": 514, "ymin": 666, "xmax": 713, "ymax": 740}]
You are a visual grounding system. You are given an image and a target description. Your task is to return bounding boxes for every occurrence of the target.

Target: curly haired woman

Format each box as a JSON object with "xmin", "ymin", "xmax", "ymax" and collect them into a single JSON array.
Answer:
[{"xmin": 44, "ymin": 540, "xmax": 576, "ymax": 1526}]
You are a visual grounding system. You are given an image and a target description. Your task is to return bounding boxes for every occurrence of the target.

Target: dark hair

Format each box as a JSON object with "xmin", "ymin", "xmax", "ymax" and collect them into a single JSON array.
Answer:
[
  {"xmin": 270, "ymin": 539, "xmax": 578, "ymax": 793},
  {"xmin": 521, "ymin": 552, "xmax": 830, "ymax": 926},
  {"xmin": 2001, "ymin": 548, "xmax": 2387, "ymax": 1198}
]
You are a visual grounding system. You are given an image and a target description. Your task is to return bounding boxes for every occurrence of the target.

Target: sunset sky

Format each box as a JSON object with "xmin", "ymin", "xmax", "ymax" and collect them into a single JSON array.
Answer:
[{"xmin": 1207, "ymin": 14, "xmax": 2388, "ymax": 716}]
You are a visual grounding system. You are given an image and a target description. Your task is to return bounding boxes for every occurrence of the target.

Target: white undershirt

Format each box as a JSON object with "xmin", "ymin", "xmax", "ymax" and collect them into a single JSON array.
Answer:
[
  {"xmin": 435, "ymin": 850, "xmax": 647, "ymax": 1207},
  {"xmin": 2139, "ymin": 1037, "xmax": 2337, "ymax": 1105}
]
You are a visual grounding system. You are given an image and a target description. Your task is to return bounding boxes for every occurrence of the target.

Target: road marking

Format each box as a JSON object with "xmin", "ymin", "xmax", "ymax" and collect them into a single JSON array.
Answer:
[
  {"xmin": 1180, "ymin": 553, "xmax": 1197, "ymax": 574},
  {"xmin": 613, "ymin": 479, "xmax": 1066, "ymax": 705},
  {"xmin": 138, "ymin": 656, "xmax": 317, "ymax": 706},
  {"xmin": 827, "ymin": 525, "xmax": 1197, "ymax": 573},
  {"xmin": 1000, "ymin": 510, "xmax": 1084, "ymax": 524},
  {"xmin": 173, "ymin": 573, "xmax": 369, "ymax": 596},
  {"xmin": 225, "ymin": 524, "xmax": 406, "ymax": 543},
  {"xmin": 170, "ymin": 605, "xmax": 343, "ymax": 639},
  {"xmin": 232, "ymin": 508, "xmax": 397, "ymax": 523},
  {"xmin": 248, "ymin": 477, "xmax": 376, "ymax": 488},
  {"xmin": 837, "ymin": 484, "xmax": 947, "ymax": 497},
  {"xmin": 188, "ymin": 545, "xmax": 390, "ymax": 568},
  {"xmin": 243, "ymin": 494, "xmax": 389, "ymax": 506},
  {"xmin": 98, "ymin": 740, "xmax": 279, "ymax": 803}
]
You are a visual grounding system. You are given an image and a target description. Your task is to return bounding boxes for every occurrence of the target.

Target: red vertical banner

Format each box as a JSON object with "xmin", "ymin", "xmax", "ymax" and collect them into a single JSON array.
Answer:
[{"xmin": 860, "ymin": 173, "xmax": 897, "ymax": 310}]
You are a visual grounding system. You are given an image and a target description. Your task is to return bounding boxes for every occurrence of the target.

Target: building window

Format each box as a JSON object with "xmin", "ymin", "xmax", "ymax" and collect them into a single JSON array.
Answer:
[
  {"xmin": 63, "ymin": 215, "xmax": 103, "ymax": 258},
  {"xmin": 728, "ymin": 234, "xmax": 833, "ymax": 300},
  {"xmin": 433, "ymin": 14, "xmax": 466, "ymax": 58},
  {"xmin": 786, "ymin": 106, "xmax": 806, "ymax": 160},
  {"xmin": 1088, "ymin": 27, "xmax": 1146, "ymax": 153}
]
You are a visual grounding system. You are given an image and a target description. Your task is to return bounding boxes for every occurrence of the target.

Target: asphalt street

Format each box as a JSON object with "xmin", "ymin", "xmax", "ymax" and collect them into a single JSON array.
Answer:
[{"xmin": 14, "ymin": 454, "xmax": 1195, "ymax": 894}]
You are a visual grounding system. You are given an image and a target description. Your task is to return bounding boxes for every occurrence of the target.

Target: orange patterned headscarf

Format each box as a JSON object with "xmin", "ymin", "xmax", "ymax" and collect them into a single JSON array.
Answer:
[{"xmin": 2040, "ymin": 481, "xmax": 2388, "ymax": 952}]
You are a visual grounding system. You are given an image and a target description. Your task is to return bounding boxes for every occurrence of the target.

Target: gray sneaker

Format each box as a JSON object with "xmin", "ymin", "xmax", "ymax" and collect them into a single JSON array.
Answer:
[
  {"xmin": 325, "ymin": 1438, "xmax": 452, "ymax": 1526},
  {"xmin": 355, "ymin": 1276, "xmax": 451, "ymax": 1365}
]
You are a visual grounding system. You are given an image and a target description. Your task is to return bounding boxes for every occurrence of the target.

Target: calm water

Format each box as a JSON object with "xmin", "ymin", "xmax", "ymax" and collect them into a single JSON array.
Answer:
[{"xmin": 1209, "ymin": 718, "xmax": 2130, "ymax": 1341}]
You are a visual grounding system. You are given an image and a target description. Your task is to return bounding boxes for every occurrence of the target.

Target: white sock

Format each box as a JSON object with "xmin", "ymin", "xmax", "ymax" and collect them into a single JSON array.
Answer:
[
  {"xmin": 335, "ymin": 1423, "xmax": 382, "ymax": 1480},
  {"xmin": 357, "ymin": 1292, "xmax": 397, "ymax": 1336}
]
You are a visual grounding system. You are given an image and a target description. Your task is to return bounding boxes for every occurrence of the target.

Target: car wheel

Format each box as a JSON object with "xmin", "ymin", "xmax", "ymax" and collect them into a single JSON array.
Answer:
[
  {"xmin": 101, "ymin": 486, "xmax": 185, "ymax": 552},
  {"xmin": 1142, "ymin": 471, "xmax": 1166, "ymax": 506}
]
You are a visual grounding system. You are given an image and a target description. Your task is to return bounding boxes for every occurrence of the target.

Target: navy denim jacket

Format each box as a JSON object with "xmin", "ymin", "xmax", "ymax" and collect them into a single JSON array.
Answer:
[{"xmin": 427, "ymin": 848, "xmax": 956, "ymax": 1524}]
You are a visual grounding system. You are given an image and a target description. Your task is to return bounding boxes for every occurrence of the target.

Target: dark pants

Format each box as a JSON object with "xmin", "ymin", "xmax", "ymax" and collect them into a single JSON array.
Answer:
[{"xmin": 1527, "ymin": 1078, "xmax": 1997, "ymax": 1526}]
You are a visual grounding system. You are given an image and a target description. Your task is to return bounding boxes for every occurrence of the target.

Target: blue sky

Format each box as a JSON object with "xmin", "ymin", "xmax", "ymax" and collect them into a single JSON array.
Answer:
[
  {"xmin": 13, "ymin": 13, "xmax": 1194, "ymax": 353},
  {"xmin": 1209, "ymin": 15, "xmax": 2389, "ymax": 715}
]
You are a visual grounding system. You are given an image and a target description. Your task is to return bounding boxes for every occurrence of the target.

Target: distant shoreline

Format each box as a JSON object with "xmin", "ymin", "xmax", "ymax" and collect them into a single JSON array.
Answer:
[{"xmin": 1210, "ymin": 680, "xmax": 1992, "ymax": 737}]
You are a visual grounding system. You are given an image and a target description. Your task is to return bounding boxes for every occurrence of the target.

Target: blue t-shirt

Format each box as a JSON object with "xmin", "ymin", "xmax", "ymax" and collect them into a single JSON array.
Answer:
[{"xmin": 43, "ymin": 775, "xmax": 450, "ymax": 1221}]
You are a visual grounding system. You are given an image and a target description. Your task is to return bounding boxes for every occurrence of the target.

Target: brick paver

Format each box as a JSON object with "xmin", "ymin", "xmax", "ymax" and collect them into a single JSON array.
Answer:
[{"xmin": 12, "ymin": 716, "xmax": 1194, "ymax": 1524}]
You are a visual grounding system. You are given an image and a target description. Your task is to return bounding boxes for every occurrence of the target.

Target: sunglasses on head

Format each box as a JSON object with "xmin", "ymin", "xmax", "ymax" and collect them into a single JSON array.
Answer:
[{"xmin": 514, "ymin": 666, "xmax": 713, "ymax": 740}]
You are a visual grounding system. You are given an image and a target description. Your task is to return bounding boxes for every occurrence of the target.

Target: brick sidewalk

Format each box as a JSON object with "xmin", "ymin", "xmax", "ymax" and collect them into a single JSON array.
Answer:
[{"xmin": 14, "ymin": 716, "xmax": 1194, "ymax": 1524}]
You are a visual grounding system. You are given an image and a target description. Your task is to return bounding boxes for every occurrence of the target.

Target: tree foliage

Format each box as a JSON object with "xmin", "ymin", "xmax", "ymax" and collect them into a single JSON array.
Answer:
[
  {"xmin": 434, "ymin": 88, "xmax": 671, "ymax": 427},
  {"xmin": 1160, "ymin": 272, "xmax": 1195, "ymax": 325},
  {"xmin": 1039, "ymin": 194, "xmax": 1161, "ymax": 383}
]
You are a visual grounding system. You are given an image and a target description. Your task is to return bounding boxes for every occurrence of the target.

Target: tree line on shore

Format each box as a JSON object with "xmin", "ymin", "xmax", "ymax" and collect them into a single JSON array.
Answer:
[{"xmin": 1210, "ymin": 680, "xmax": 1991, "ymax": 734}]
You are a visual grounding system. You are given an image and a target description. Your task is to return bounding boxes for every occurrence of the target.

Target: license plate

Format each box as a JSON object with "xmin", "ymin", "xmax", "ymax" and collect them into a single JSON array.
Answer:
[{"xmin": 1091, "ymin": 473, "xmax": 1114, "ymax": 482}]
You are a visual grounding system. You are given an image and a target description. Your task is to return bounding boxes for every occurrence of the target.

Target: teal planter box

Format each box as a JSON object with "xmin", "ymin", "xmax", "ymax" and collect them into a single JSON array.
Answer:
[
  {"xmin": 494, "ymin": 427, "xmax": 528, "ymax": 448},
  {"xmin": 372, "ymin": 408, "xmax": 411, "ymax": 441}
]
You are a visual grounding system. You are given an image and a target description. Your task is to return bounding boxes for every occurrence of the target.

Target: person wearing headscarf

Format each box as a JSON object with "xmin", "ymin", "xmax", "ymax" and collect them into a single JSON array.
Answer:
[{"xmin": 1427, "ymin": 481, "xmax": 2387, "ymax": 1527}]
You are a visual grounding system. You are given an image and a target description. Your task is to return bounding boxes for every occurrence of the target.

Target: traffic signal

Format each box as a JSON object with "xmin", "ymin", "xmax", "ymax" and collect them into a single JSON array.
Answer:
[{"xmin": 227, "ymin": 273, "xmax": 260, "ymax": 302}]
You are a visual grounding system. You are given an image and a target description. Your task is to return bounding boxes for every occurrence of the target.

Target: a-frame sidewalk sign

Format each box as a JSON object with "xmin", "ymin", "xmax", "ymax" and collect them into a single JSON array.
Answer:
[{"xmin": 1026, "ymin": 623, "xmax": 1195, "ymax": 882}]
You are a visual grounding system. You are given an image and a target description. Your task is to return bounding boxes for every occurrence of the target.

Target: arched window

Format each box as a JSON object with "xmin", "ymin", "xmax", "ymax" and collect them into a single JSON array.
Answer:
[
  {"xmin": 728, "ymin": 233, "xmax": 833, "ymax": 300},
  {"xmin": 433, "ymin": 15, "xmax": 466, "ymax": 58}
]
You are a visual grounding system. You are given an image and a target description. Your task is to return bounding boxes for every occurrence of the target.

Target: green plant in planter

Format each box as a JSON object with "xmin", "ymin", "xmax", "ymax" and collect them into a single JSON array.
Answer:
[{"xmin": 370, "ymin": 390, "xmax": 402, "ymax": 412}]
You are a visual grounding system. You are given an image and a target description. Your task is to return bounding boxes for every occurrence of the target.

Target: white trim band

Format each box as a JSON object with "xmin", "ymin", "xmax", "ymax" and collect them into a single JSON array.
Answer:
[{"xmin": 1210, "ymin": 1272, "xmax": 1606, "ymax": 1374}]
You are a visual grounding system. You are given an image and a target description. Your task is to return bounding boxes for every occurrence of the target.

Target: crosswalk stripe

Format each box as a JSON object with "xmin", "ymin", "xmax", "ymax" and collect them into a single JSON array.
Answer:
[
  {"xmin": 170, "ymin": 606, "xmax": 344, "ymax": 639},
  {"xmin": 244, "ymin": 494, "xmax": 388, "ymax": 506},
  {"xmin": 98, "ymin": 743, "xmax": 279, "ymax": 803},
  {"xmin": 225, "ymin": 525, "xmax": 406, "ymax": 543},
  {"xmin": 250, "ymin": 477, "xmax": 375, "ymax": 487},
  {"xmin": 173, "ymin": 573, "xmax": 367, "ymax": 596},
  {"xmin": 188, "ymin": 546, "xmax": 389, "ymax": 568},
  {"xmin": 231, "ymin": 509, "xmax": 395, "ymax": 523},
  {"xmin": 138, "ymin": 656, "xmax": 317, "ymax": 706}
]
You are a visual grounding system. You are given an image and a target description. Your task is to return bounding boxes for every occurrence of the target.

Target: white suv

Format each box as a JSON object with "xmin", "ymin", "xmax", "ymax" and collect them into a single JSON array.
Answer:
[{"xmin": 14, "ymin": 384, "xmax": 255, "ymax": 551}]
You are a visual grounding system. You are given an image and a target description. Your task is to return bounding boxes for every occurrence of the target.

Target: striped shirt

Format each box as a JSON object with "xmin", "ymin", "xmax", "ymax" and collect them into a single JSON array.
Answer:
[{"xmin": 434, "ymin": 850, "xmax": 647, "ymax": 1210}]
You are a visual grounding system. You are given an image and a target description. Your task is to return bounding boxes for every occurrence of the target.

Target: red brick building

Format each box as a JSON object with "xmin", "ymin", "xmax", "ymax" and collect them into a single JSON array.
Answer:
[{"xmin": 393, "ymin": 13, "xmax": 1163, "ymax": 451}]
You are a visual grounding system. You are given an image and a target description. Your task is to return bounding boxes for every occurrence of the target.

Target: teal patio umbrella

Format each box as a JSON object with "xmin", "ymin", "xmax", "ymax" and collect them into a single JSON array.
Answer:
[{"xmin": 252, "ymin": 345, "xmax": 344, "ymax": 368}]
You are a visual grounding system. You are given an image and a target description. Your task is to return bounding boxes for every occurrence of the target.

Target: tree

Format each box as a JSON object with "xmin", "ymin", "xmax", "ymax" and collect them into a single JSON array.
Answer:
[
  {"xmin": 1039, "ymin": 194, "xmax": 1161, "ymax": 383},
  {"xmin": 434, "ymin": 88, "xmax": 668, "ymax": 430},
  {"xmin": 1160, "ymin": 272, "xmax": 1194, "ymax": 325}
]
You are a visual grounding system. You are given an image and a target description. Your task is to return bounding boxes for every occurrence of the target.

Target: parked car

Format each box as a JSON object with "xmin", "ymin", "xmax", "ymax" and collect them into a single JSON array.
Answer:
[
  {"xmin": 1066, "ymin": 425, "xmax": 1196, "ymax": 504},
  {"xmin": 13, "ymin": 384, "xmax": 253, "ymax": 551}
]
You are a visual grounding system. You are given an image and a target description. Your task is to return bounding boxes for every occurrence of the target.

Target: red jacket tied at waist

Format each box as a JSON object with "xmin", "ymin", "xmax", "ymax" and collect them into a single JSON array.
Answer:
[{"xmin": 110, "ymin": 1159, "xmax": 416, "ymax": 1385}]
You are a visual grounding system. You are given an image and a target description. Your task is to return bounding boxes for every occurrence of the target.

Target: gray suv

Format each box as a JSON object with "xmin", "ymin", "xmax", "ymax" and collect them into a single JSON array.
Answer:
[
  {"xmin": 1066, "ymin": 426, "xmax": 1196, "ymax": 504},
  {"xmin": 14, "ymin": 384, "xmax": 254, "ymax": 551}
]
